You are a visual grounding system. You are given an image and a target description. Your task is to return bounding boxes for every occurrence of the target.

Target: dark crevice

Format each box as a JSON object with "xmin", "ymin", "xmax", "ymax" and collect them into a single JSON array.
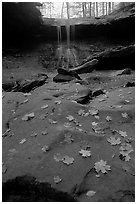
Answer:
[{"xmin": 2, "ymin": 175, "xmax": 76, "ymax": 202}]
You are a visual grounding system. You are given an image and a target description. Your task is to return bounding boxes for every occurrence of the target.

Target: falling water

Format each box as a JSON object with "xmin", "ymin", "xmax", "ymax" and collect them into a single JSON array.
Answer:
[{"xmin": 56, "ymin": 2, "xmax": 79, "ymax": 70}]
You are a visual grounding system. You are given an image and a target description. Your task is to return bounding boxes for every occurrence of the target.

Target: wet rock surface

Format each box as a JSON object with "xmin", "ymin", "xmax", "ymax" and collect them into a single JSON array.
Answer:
[{"xmin": 2, "ymin": 70, "xmax": 135, "ymax": 202}]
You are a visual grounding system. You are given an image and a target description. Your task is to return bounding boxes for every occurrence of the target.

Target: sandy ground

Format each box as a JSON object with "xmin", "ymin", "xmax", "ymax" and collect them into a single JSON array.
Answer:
[{"xmin": 2, "ymin": 66, "xmax": 135, "ymax": 201}]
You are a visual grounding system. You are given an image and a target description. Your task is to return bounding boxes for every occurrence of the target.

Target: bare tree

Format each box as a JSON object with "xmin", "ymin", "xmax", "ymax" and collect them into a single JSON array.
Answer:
[
  {"xmin": 102, "ymin": 2, "xmax": 105, "ymax": 15},
  {"xmin": 108, "ymin": 2, "xmax": 111, "ymax": 14},
  {"xmin": 96, "ymin": 2, "xmax": 98, "ymax": 17}
]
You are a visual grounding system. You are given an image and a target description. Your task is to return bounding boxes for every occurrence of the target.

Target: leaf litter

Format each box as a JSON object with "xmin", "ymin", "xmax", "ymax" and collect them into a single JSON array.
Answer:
[{"xmin": 86, "ymin": 190, "xmax": 96, "ymax": 197}]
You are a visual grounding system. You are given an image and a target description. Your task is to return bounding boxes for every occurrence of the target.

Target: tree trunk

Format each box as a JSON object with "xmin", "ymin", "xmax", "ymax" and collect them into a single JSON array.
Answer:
[
  {"xmin": 108, "ymin": 2, "xmax": 111, "ymax": 14},
  {"xmin": 92, "ymin": 2, "xmax": 95, "ymax": 17},
  {"xmin": 96, "ymin": 2, "xmax": 98, "ymax": 17},
  {"xmin": 102, "ymin": 2, "xmax": 105, "ymax": 15},
  {"xmin": 66, "ymin": 2, "xmax": 70, "ymax": 19},
  {"xmin": 106, "ymin": 2, "xmax": 107, "ymax": 15},
  {"xmin": 89, "ymin": 2, "xmax": 92, "ymax": 17}
]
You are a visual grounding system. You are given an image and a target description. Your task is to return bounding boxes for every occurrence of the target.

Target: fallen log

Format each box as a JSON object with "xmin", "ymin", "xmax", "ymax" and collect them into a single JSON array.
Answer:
[
  {"xmin": 2, "ymin": 75, "xmax": 48, "ymax": 92},
  {"xmin": 84, "ymin": 45, "xmax": 135, "ymax": 70},
  {"xmin": 70, "ymin": 59, "xmax": 98, "ymax": 74}
]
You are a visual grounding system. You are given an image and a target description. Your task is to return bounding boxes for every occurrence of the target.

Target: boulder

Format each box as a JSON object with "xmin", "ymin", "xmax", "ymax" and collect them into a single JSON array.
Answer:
[
  {"xmin": 116, "ymin": 68, "xmax": 132, "ymax": 76},
  {"xmin": 58, "ymin": 68, "xmax": 82, "ymax": 80},
  {"xmin": 53, "ymin": 74, "xmax": 75, "ymax": 83}
]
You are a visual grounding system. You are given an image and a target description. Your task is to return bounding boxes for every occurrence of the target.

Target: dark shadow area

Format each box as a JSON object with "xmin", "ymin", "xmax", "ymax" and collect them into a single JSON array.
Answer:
[{"xmin": 3, "ymin": 175, "xmax": 76, "ymax": 202}]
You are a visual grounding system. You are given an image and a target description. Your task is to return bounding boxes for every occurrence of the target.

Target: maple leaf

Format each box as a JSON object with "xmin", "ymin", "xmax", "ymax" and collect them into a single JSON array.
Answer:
[
  {"xmin": 41, "ymin": 129, "xmax": 48, "ymax": 135},
  {"xmin": 64, "ymin": 132, "xmax": 74, "ymax": 144},
  {"xmin": 95, "ymin": 115, "xmax": 100, "ymax": 119},
  {"xmin": 107, "ymin": 136, "xmax": 121, "ymax": 146},
  {"xmin": 121, "ymin": 112, "xmax": 128, "ymax": 118},
  {"xmin": 54, "ymin": 176, "xmax": 62, "ymax": 184},
  {"xmin": 54, "ymin": 153, "xmax": 64, "ymax": 162},
  {"xmin": 39, "ymin": 114, "xmax": 48, "ymax": 120},
  {"xmin": 30, "ymin": 132, "xmax": 37, "ymax": 137},
  {"xmin": 41, "ymin": 104, "xmax": 48, "ymax": 109},
  {"xmin": 62, "ymin": 156, "xmax": 74, "ymax": 165},
  {"xmin": 106, "ymin": 116, "xmax": 112, "ymax": 122},
  {"xmin": 92, "ymin": 122, "xmax": 98, "ymax": 126},
  {"xmin": 24, "ymin": 93, "xmax": 31, "ymax": 97},
  {"xmin": 66, "ymin": 115, "xmax": 75, "ymax": 121},
  {"xmin": 49, "ymin": 119, "xmax": 57, "ymax": 124},
  {"xmin": 78, "ymin": 109, "xmax": 85, "ymax": 116},
  {"xmin": 79, "ymin": 149, "xmax": 91, "ymax": 158},
  {"xmin": 118, "ymin": 130, "xmax": 127, "ymax": 138},
  {"xmin": 94, "ymin": 160, "xmax": 111, "ymax": 174},
  {"xmin": 55, "ymin": 100, "xmax": 62, "ymax": 105},
  {"xmin": 119, "ymin": 152, "xmax": 131, "ymax": 162},
  {"xmin": 92, "ymin": 126, "xmax": 104, "ymax": 134},
  {"xmin": 19, "ymin": 138, "xmax": 26, "ymax": 144},
  {"xmin": 41, "ymin": 145, "xmax": 49, "ymax": 152},
  {"xmin": 119, "ymin": 143, "xmax": 133, "ymax": 154},
  {"xmin": 22, "ymin": 112, "xmax": 35, "ymax": 121},
  {"xmin": 89, "ymin": 109, "xmax": 99, "ymax": 116},
  {"xmin": 98, "ymin": 98, "xmax": 105, "ymax": 102},
  {"xmin": 86, "ymin": 190, "xmax": 96, "ymax": 197}
]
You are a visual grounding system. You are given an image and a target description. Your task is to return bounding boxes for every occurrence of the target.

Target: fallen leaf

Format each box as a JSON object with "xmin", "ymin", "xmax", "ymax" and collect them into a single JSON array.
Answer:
[
  {"xmin": 39, "ymin": 114, "xmax": 48, "ymax": 120},
  {"xmin": 95, "ymin": 174, "xmax": 100, "ymax": 178},
  {"xmin": 62, "ymin": 156, "xmax": 74, "ymax": 165},
  {"xmin": 30, "ymin": 132, "xmax": 37, "ymax": 137},
  {"xmin": 119, "ymin": 153, "xmax": 131, "ymax": 162},
  {"xmin": 106, "ymin": 116, "xmax": 112, "ymax": 122},
  {"xmin": 23, "ymin": 99, "xmax": 29, "ymax": 103},
  {"xmin": 55, "ymin": 100, "xmax": 61, "ymax": 105},
  {"xmin": 94, "ymin": 160, "xmax": 111, "ymax": 174},
  {"xmin": 95, "ymin": 115, "xmax": 100, "ymax": 120},
  {"xmin": 98, "ymin": 98, "xmax": 105, "ymax": 102},
  {"xmin": 119, "ymin": 143, "xmax": 133, "ymax": 154},
  {"xmin": 112, "ymin": 154, "xmax": 115, "ymax": 158},
  {"xmin": 86, "ymin": 190, "xmax": 96, "ymax": 197},
  {"xmin": 41, "ymin": 129, "xmax": 48, "ymax": 135},
  {"xmin": 92, "ymin": 122, "xmax": 98, "ymax": 126},
  {"xmin": 49, "ymin": 119, "xmax": 57, "ymax": 124},
  {"xmin": 89, "ymin": 109, "xmax": 99, "ymax": 116},
  {"xmin": 66, "ymin": 115, "xmax": 75, "ymax": 121},
  {"xmin": 41, "ymin": 104, "xmax": 48, "ymax": 109},
  {"xmin": 64, "ymin": 132, "xmax": 74, "ymax": 144},
  {"xmin": 54, "ymin": 153, "xmax": 64, "ymax": 162},
  {"xmin": 121, "ymin": 112, "xmax": 128, "ymax": 118},
  {"xmin": 107, "ymin": 136, "xmax": 121, "ymax": 146},
  {"xmin": 42, "ymin": 145, "xmax": 49, "ymax": 152},
  {"xmin": 125, "ymin": 100, "xmax": 130, "ymax": 103},
  {"xmin": 22, "ymin": 112, "xmax": 35, "ymax": 121},
  {"xmin": 24, "ymin": 93, "xmax": 31, "ymax": 97},
  {"xmin": 92, "ymin": 126, "xmax": 105, "ymax": 134},
  {"xmin": 118, "ymin": 130, "xmax": 127, "ymax": 138},
  {"xmin": 54, "ymin": 176, "xmax": 62, "ymax": 184},
  {"xmin": 79, "ymin": 149, "xmax": 91, "ymax": 158},
  {"xmin": 19, "ymin": 138, "xmax": 26, "ymax": 144}
]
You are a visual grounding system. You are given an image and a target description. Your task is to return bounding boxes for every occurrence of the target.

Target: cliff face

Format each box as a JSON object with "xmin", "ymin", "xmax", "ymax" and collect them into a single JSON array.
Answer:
[
  {"xmin": 2, "ymin": 3, "xmax": 135, "ymax": 43},
  {"xmin": 2, "ymin": 2, "xmax": 42, "ymax": 41},
  {"xmin": 41, "ymin": 3, "xmax": 135, "ymax": 42}
]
